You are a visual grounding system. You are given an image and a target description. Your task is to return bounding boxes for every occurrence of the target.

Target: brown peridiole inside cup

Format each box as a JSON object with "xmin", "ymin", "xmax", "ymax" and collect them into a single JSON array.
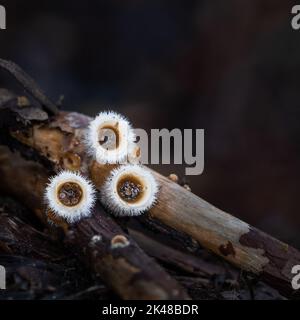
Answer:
[
  {"xmin": 98, "ymin": 124, "xmax": 120, "ymax": 150},
  {"xmin": 58, "ymin": 182, "xmax": 83, "ymax": 207},
  {"xmin": 117, "ymin": 175, "xmax": 144, "ymax": 203}
]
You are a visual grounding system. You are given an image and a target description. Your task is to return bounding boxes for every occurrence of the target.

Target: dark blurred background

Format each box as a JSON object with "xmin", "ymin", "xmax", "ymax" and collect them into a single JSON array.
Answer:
[{"xmin": 0, "ymin": 0, "xmax": 299, "ymax": 246}]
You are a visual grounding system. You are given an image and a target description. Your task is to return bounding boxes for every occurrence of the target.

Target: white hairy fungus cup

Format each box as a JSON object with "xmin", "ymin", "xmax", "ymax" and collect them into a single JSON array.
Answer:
[
  {"xmin": 86, "ymin": 111, "xmax": 136, "ymax": 164},
  {"xmin": 45, "ymin": 171, "xmax": 96, "ymax": 223},
  {"xmin": 100, "ymin": 164, "xmax": 158, "ymax": 216}
]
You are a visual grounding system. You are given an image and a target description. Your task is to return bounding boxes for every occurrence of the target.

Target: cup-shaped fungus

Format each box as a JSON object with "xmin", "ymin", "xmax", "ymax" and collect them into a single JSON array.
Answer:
[
  {"xmin": 86, "ymin": 111, "xmax": 136, "ymax": 164},
  {"xmin": 45, "ymin": 171, "xmax": 96, "ymax": 223},
  {"xmin": 101, "ymin": 164, "xmax": 158, "ymax": 216}
]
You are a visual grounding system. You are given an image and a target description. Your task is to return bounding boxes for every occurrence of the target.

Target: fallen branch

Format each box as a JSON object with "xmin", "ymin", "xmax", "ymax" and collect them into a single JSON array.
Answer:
[
  {"xmin": 0, "ymin": 146, "xmax": 189, "ymax": 300},
  {"xmin": 91, "ymin": 165, "xmax": 300, "ymax": 298},
  {"xmin": 0, "ymin": 72, "xmax": 299, "ymax": 297}
]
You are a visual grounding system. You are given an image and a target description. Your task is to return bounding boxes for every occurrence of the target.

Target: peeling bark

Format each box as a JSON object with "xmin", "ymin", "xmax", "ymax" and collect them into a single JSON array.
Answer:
[{"xmin": 240, "ymin": 227, "xmax": 300, "ymax": 297}]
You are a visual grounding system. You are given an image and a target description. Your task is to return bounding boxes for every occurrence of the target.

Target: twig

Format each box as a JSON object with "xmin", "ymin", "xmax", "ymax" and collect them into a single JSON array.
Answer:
[{"xmin": 0, "ymin": 59, "xmax": 58, "ymax": 115}]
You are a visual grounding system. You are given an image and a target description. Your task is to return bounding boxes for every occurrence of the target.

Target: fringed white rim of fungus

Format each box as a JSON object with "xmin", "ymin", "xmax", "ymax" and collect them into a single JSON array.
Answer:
[
  {"xmin": 101, "ymin": 164, "xmax": 159, "ymax": 216},
  {"xmin": 86, "ymin": 111, "xmax": 136, "ymax": 164},
  {"xmin": 45, "ymin": 171, "xmax": 96, "ymax": 223}
]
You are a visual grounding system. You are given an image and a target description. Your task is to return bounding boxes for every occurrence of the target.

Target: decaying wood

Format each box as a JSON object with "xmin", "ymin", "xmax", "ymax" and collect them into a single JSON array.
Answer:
[
  {"xmin": 0, "ymin": 60, "xmax": 299, "ymax": 299},
  {"xmin": 0, "ymin": 199, "xmax": 109, "ymax": 300},
  {"xmin": 91, "ymin": 165, "xmax": 300, "ymax": 298},
  {"xmin": 0, "ymin": 196, "xmax": 285, "ymax": 301},
  {"xmin": 0, "ymin": 147, "xmax": 189, "ymax": 300},
  {"xmin": 129, "ymin": 229, "xmax": 234, "ymax": 278},
  {"xmin": 67, "ymin": 202, "xmax": 189, "ymax": 299},
  {"xmin": 1, "ymin": 103, "xmax": 299, "ymax": 298},
  {"xmin": 1, "ymin": 105, "xmax": 299, "ymax": 299},
  {"xmin": 0, "ymin": 61, "xmax": 189, "ymax": 299},
  {"xmin": 0, "ymin": 211, "xmax": 64, "ymax": 262}
]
